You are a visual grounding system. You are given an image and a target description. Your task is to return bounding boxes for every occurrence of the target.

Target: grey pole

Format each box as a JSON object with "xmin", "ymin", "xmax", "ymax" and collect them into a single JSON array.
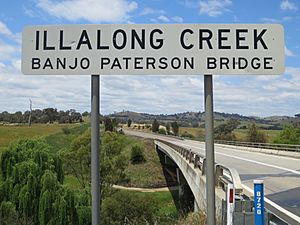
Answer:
[
  {"xmin": 204, "ymin": 74, "xmax": 216, "ymax": 225},
  {"xmin": 91, "ymin": 75, "xmax": 100, "ymax": 225}
]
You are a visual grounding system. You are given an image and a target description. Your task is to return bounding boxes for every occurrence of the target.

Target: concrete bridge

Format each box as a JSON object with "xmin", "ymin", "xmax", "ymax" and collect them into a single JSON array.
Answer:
[{"xmin": 125, "ymin": 129, "xmax": 300, "ymax": 225}]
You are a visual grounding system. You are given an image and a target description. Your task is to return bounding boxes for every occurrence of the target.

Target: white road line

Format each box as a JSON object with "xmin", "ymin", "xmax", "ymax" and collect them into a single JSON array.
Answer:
[
  {"xmin": 178, "ymin": 143, "xmax": 300, "ymax": 175},
  {"xmin": 242, "ymin": 184, "xmax": 300, "ymax": 223}
]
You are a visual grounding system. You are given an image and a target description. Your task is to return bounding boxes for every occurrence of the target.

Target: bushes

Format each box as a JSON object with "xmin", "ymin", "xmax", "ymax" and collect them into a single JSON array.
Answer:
[
  {"xmin": 102, "ymin": 191, "xmax": 159, "ymax": 225},
  {"xmin": 130, "ymin": 145, "xmax": 146, "ymax": 164},
  {"xmin": 158, "ymin": 128, "xmax": 166, "ymax": 135}
]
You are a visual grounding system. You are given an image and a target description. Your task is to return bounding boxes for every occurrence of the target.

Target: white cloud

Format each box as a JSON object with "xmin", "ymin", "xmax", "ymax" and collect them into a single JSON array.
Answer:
[
  {"xmin": 0, "ymin": 40, "xmax": 17, "ymax": 61},
  {"xmin": 285, "ymin": 46, "xmax": 296, "ymax": 57},
  {"xmin": 140, "ymin": 7, "xmax": 165, "ymax": 15},
  {"xmin": 261, "ymin": 17, "xmax": 282, "ymax": 23},
  {"xmin": 0, "ymin": 21, "xmax": 12, "ymax": 36},
  {"xmin": 157, "ymin": 15, "xmax": 170, "ymax": 22},
  {"xmin": 172, "ymin": 16, "xmax": 184, "ymax": 23},
  {"xmin": 36, "ymin": 0, "xmax": 138, "ymax": 23},
  {"xmin": 199, "ymin": 0, "xmax": 232, "ymax": 17},
  {"xmin": 280, "ymin": 0, "xmax": 298, "ymax": 11}
]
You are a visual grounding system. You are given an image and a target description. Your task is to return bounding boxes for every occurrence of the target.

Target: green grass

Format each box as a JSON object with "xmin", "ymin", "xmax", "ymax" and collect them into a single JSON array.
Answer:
[
  {"xmin": 0, "ymin": 123, "xmax": 80, "ymax": 153},
  {"xmin": 119, "ymin": 136, "xmax": 167, "ymax": 188}
]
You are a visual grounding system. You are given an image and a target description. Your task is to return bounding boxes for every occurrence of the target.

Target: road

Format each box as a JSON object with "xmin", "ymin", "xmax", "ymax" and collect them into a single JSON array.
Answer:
[{"xmin": 125, "ymin": 129, "xmax": 300, "ymax": 224}]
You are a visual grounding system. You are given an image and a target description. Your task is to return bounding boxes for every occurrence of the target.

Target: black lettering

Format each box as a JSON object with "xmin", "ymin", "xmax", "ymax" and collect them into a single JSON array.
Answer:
[
  {"xmin": 113, "ymin": 29, "xmax": 127, "ymax": 50},
  {"xmin": 236, "ymin": 29, "xmax": 249, "ymax": 49},
  {"xmin": 171, "ymin": 57, "xmax": 181, "ymax": 69},
  {"xmin": 57, "ymin": 58, "xmax": 66, "ymax": 69},
  {"xmin": 111, "ymin": 58, "xmax": 122, "ymax": 69},
  {"xmin": 32, "ymin": 58, "xmax": 40, "ymax": 69},
  {"xmin": 238, "ymin": 57, "xmax": 248, "ymax": 69},
  {"xmin": 158, "ymin": 57, "xmax": 168, "ymax": 69},
  {"xmin": 35, "ymin": 31, "xmax": 39, "ymax": 50},
  {"xmin": 150, "ymin": 29, "xmax": 164, "ymax": 49},
  {"xmin": 69, "ymin": 58, "xmax": 78, "ymax": 69},
  {"xmin": 251, "ymin": 57, "xmax": 260, "ymax": 69},
  {"xmin": 43, "ymin": 31, "xmax": 55, "ymax": 50},
  {"xmin": 254, "ymin": 29, "xmax": 268, "ymax": 49},
  {"xmin": 43, "ymin": 58, "xmax": 53, "ymax": 69},
  {"xmin": 134, "ymin": 57, "xmax": 143, "ymax": 69},
  {"xmin": 264, "ymin": 57, "xmax": 273, "ymax": 69},
  {"xmin": 184, "ymin": 57, "xmax": 194, "ymax": 69},
  {"xmin": 207, "ymin": 57, "xmax": 216, "ymax": 69},
  {"xmin": 100, "ymin": 58, "xmax": 110, "ymax": 69},
  {"xmin": 220, "ymin": 57, "xmax": 230, "ymax": 69},
  {"xmin": 59, "ymin": 30, "xmax": 71, "ymax": 50},
  {"xmin": 218, "ymin": 29, "xmax": 231, "ymax": 49},
  {"xmin": 76, "ymin": 30, "xmax": 92, "ymax": 50},
  {"xmin": 132, "ymin": 29, "xmax": 145, "ymax": 49},
  {"xmin": 123, "ymin": 57, "xmax": 131, "ymax": 69},
  {"xmin": 80, "ymin": 58, "xmax": 90, "ymax": 69},
  {"xmin": 199, "ymin": 29, "xmax": 213, "ymax": 49},
  {"xmin": 97, "ymin": 30, "xmax": 109, "ymax": 50},
  {"xmin": 146, "ymin": 57, "xmax": 156, "ymax": 69},
  {"xmin": 180, "ymin": 29, "xmax": 194, "ymax": 50}
]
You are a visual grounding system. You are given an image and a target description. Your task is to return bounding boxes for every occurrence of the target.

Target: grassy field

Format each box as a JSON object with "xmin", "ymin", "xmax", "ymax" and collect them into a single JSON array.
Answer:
[
  {"xmin": 179, "ymin": 127, "xmax": 281, "ymax": 142},
  {"xmin": 0, "ymin": 123, "xmax": 79, "ymax": 152}
]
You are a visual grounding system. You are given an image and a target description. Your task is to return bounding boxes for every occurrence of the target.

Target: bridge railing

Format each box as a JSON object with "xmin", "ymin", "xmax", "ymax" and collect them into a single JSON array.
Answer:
[
  {"xmin": 215, "ymin": 140, "xmax": 300, "ymax": 152},
  {"xmin": 155, "ymin": 139, "xmax": 243, "ymax": 193}
]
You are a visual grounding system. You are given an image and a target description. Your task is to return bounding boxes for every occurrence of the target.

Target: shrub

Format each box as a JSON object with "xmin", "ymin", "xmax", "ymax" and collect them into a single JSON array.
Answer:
[
  {"xmin": 102, "ymin": 191, "xmax": 159, "ymax": 225},
  {"xmin": 130, "ymin": 145, "xmax": 146, "ymax": 164},
  {"xmin": 158, "ymin": 128, "xmax": 166, "ymax": 135},
  {"xmin": 181, "ymin": 131, "xmax": 194, "ymax": 139}
]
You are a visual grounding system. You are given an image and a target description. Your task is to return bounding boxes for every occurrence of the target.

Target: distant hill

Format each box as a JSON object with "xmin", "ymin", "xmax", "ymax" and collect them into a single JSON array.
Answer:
[{"xmin": 108, "ymin": 110, "xmax": 297, "ymax": 129}]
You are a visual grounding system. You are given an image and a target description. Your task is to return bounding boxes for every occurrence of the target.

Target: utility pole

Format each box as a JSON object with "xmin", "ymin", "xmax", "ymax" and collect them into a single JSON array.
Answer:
[{"xmin": 28, "ymin": 99, "xmax": 32, "ymax": 126}]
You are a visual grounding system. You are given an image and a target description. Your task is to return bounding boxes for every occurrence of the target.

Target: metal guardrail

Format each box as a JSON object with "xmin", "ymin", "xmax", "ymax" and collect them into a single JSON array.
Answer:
[
  {"xmin": 155, "ymin": 139, "xmax": 243, "ymax": 193},
  {"xmin": 215, "ymin": 140, "xmax": 300, "ymax": 152}
]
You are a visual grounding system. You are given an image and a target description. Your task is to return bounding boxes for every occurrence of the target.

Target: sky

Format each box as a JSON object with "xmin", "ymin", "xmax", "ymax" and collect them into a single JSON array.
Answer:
[{"xmin": 0, "ymin": 0, "xmax": 299, "ymax": 117}]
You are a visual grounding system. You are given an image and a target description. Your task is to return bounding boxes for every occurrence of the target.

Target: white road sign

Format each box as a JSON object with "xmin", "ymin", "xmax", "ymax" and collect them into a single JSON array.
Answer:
[{"xmin": 22, "ymin": 24, "xmax": 285, "ymax": 75}]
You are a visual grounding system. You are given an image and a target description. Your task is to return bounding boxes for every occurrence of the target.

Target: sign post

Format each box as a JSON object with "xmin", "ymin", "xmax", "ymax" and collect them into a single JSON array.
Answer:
[
  {"xmin": 254, "ymin": 180, "xmax": 265, "ymax": 225},
  {"xmin": 21, "ymin": 24, "xmax": 284, "ymax": 225},
  {"xmin": 91, "ymin": 75, "xmax": 100, "ymax": 225},
  {"xmin": 204, "ymin": 74, "xmax": 215, "ymax": 225}
]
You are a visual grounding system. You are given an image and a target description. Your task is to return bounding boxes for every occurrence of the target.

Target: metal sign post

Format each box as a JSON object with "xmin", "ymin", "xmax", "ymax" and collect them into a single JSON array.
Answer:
[
  {"xmin": 91, "ymin": 75, "xmax": 100, "ymax": 225},
  {"xmin": 204, "ymin": 74, "xmax": 215, "ymax": 225}
]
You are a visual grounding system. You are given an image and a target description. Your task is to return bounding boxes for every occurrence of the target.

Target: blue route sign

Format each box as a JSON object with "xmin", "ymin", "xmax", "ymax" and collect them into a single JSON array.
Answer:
[{"xmin": 254, "ymin": 180, "xmax": 265, "ymax": 225}]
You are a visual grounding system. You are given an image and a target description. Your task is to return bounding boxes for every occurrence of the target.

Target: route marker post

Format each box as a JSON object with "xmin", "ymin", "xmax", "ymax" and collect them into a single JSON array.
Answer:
[{"xmin": 254, "ymin": 180, "xmax": 265, "ymax": 225}]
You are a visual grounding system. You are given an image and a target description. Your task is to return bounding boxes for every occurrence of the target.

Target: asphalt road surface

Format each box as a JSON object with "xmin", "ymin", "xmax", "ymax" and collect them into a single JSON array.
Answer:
[{"xmin": 125, "ymin": 129, "xmax": 300, "ymax": 224}]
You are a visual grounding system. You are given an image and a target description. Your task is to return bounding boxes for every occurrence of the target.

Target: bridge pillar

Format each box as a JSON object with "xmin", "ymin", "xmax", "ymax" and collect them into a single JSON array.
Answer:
[
  {"xmin": 164, "ymin": 155, "xmax": 177, "ymax": 167},
  {"xmin": 176, "ymin": 168, "xmax": 194, "ymax": 212}
]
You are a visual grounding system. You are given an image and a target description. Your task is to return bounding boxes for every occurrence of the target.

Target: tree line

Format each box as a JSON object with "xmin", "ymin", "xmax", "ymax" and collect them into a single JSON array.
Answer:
[{"xmin": 0, "ymin": 108, "xmax": 89, "ymax": 124}]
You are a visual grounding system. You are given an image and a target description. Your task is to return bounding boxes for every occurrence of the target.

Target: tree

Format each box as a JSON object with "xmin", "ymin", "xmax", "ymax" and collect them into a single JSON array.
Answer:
[
  {"xmin": 171, "ymin": 121, "xmax": 179, "ymax": 136},
  {"xmin": 104, "ymin": 117, "xmax": 113, "ymax": 131},
  {"xmin": 166, "ymin": 123, "xmax": 170, "ymax": 134},
  {"xmin": 127, "ymin": 119, "xmax": 132, "ymax": 127},
  {"xmin": 152, "ymin": 119, "xmax": 159, "ymax": 132},
  {"xmin": 273, "ymin": 124, "xmax": 300, "ymax": 144},
  {"xmin": 214, "ymin": 119, "xmax": 240, "ymax": 141},
  {"xmin": 246, "ymin": 123, "xmax": 267, "ymax": 143}
]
